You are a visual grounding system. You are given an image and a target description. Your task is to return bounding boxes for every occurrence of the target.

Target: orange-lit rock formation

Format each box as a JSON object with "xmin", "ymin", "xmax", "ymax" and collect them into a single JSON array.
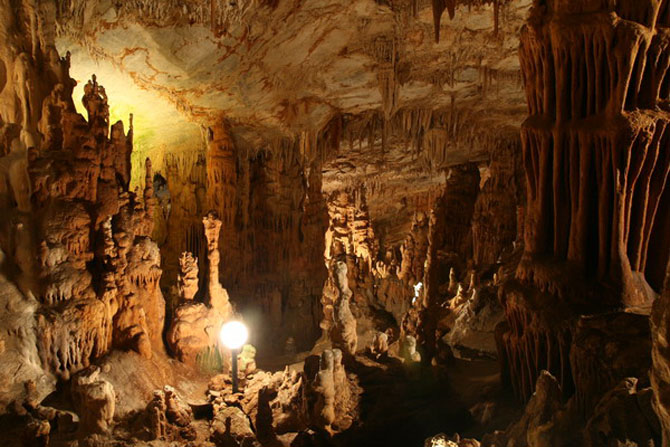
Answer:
[{"xmin": 499, "ymin": 0, "xmax": 670, "ymax": 406}]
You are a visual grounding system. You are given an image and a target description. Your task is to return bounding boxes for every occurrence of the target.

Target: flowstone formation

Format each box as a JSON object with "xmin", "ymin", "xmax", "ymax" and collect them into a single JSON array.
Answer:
[
  {"xmin": 498, "ymin": 0, "xmax": 670, "ymax": 407},
  {"xmin": 0, "ymin": 0, "xmax": 165, "ymax": 412}
]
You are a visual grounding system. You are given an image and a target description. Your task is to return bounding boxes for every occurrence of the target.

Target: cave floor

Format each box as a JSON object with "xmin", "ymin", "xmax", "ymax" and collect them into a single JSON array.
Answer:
[
  {"xmin": 0, "ymin": 349, "xmax": 522, "ymax": 446},
  {"xmin": 331, "ymin": 356, "xmax": 521, "ymax": 447},
  {"xmin": 257, "ymin": 350, "xmax": 522, "ymax": 446}
]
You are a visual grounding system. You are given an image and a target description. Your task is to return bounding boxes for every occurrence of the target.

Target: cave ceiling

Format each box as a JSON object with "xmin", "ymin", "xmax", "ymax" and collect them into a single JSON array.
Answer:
[{"xmin": 55, "ymin": 0, "xmax": 530, "ymax": 170}]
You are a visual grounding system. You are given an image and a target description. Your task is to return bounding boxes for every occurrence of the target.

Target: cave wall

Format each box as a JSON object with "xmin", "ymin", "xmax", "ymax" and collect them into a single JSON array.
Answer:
[
  {"xmin": 499, "ymin": 0, "xmax": 670, "ymax": 407},
  {"xmin": 0, "ymin": 0, "xmax": 166, "ymax": 408}
]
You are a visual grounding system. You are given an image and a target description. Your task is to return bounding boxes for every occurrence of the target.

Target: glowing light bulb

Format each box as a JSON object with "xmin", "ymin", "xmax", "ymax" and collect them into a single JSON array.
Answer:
[{"xmin": 219, "ymin": 321, "xmax": 248, "ymax": 350}]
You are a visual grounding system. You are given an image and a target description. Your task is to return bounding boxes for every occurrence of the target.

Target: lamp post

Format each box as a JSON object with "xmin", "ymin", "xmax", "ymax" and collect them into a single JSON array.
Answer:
[{"xmin": 219, "ymin": 321, "xmax": 248, "ymax": 394}]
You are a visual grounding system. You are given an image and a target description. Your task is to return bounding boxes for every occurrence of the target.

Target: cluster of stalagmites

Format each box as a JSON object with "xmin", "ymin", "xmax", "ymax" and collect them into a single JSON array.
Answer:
[
  {"xmin": 0, "ymin": 4, "xmax": 168, "ymax": 423},
  {"xmin": 29, "ymin": 73, "xmax": 164, "ymax": 376},
  {"xmin": 316, "ymin": 132, "xmax": 523, "ymax": 363},
  {"xmin": 205, "ymin": 347, "xmax": 360, "ymax": 445}
]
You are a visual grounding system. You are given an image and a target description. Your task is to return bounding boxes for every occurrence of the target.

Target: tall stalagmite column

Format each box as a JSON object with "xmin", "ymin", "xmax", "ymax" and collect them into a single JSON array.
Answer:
[
  {"xmin": 519, "ymin": 0, "xmax": 670, "ymax": 304},
  {"xmin": 500, "ymin": 0, "xmax": 670, "ymax": 402},
  {"xmin": 206, "ymin": 120, "xmax": 238, "ymax": 257},
  {"xmin": 203, "ymin": 211, "xmax": 232, "ymax": 317}
]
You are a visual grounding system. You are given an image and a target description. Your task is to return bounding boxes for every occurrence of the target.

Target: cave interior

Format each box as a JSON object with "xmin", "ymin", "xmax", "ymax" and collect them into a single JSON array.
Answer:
[{"xmin": 1, "ymin": 0, "xmax": 670, "ymax": 446}]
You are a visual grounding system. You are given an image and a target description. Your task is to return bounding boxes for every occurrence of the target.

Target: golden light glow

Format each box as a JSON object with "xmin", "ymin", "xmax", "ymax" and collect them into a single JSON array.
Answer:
[
  {"xmin": 219, "ymin": 321, "xmax": 249, "ymax": 350},
  {"xmin": 58, "ymin": 39, "xmax": 202, "ymax": 189}
]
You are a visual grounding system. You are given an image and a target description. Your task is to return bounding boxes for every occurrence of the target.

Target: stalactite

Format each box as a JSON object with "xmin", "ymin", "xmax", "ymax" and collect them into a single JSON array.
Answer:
[
  {"xmin": 498, "ymin": 0, "xmax": 670, "ymax": 407},
  {"xmin": 432, "ymin": 0, "xmax": 456, "ymax": 43},
  {"xmin": 333, "ymin": 108, "xmax": 518, "ymax": 176},
  {"xmin": 518, "ymin": 1, "xmax": 670, "ymax": 302},
  {"xmin": 432, "ymin": 0, "xmax": 504, "ymax": 43}
]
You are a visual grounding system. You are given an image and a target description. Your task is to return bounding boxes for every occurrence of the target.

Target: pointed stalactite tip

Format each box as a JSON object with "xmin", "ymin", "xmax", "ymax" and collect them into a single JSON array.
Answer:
[{"xmin": 432, "ymin": 0, "xmax": 457, "ymax": 43}]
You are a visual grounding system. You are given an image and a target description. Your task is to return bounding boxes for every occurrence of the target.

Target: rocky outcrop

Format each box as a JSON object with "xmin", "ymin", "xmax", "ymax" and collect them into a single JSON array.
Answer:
[
  {"xmin": 652, "ymin": 262, "xmax": 670, "ymax": 444},
  {"xmin": 145, "ymin": 385, "xmax": 196, "ymax": 442},
  {"xmin": 71, "ymin": 367, "xmax": 116, "ymax": 436}
]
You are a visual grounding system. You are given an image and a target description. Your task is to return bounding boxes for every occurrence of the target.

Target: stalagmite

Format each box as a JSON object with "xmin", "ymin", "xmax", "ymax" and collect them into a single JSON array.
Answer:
[
  {"xmin": 167, "ymin": 212, "xmax": 234, "ymax": 364},
  {"xmin": 329, "ymin": 260, "xmax": 358, "ymax": 356},
  {"xmin": 71, "ymin": 367, "xmax": 116, "ymax": 435},
  {"xmin": 203, "ymin": 210, "xmax": 232, "ymax": 318},
  {"xmin": 0, "ymin": 0, "xmax": 665, "ymax": 445},
  {"xmin": 177, "ymin": 252, "xmax": 199, "ymax": 302},
  {"xmin": 401, "ymin": 335, "xmax": 421, "ymax": 363}
]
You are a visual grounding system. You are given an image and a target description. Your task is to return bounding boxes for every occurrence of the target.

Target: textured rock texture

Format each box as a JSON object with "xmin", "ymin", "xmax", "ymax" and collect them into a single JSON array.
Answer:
[
  {"xmin": 47, "ymin": 0, "xmax": 531, "ymax": 355},
  {"xmin": 0, "ymin": 0, "xmax": 165, "ymax": 405},
  {"xmin": 53, "ymin": 0, "xmax": 528, "ymax": 145},
  {"xmin": 652, "ymin": 262, "xmax": 670, "ymax": 444},
  {"xmin": 498, "ymin": 0, "xmax": 670, "ymax": 405},
  {"xmin": 1, "ymin": 0, "xmax": 669, "ymax": 446}
]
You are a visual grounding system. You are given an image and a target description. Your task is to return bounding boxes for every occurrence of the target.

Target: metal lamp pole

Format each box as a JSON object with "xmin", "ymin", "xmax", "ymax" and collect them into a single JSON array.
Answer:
[{"xmin": 231, "ymin": 347, "xmax": 239, "ymax": 393}]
